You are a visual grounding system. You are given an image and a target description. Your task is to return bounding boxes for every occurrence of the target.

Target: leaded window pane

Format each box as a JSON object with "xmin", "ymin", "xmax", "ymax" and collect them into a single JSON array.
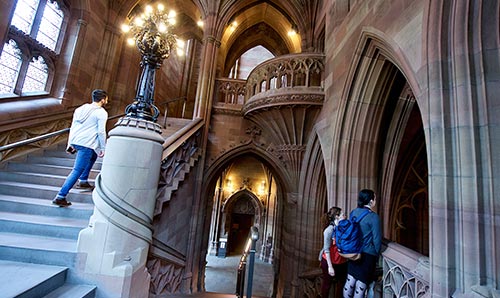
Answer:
[
  {"xmin": 0, "ymin": 40, "xmax": 22, "ymax": 94},
  {"xmin": 37, "ymin": 1, "xmax": 63, "ymax": 51},
  {"xmin": 23, "ymin": 56, "xmax": 48, "ymax": 93},
  {"xmin": 11, "ymin": 0, "xmax": 39, "ymax": 34}
]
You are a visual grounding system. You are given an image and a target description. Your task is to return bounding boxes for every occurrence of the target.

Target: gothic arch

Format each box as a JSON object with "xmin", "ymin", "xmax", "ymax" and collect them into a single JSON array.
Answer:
[
  {"xmin": 204, "ymin": 142, "xmax": 294, "ymax": 192},
  {"xmin": 222, "ymin": 188, "xmax": 265, "ymax": 219},
  {"xmin": 294, "ymin": 131, "xmax": 328, "ymax": 281},
  {"xmin": 330, "ymin": 29, "xmax": 428, "ymax": 247},
  {"xmin": 198, "ymin": 142, "xmax": 290, "ymax": 293}
]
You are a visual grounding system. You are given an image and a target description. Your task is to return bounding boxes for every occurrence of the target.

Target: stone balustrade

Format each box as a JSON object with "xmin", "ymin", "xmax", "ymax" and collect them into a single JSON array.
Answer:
[
  {"xmin": 213, "ymin": 53, "xmax": 325, "ymax": 114},
  {"xmin": 245, "ymin": 53, "xmax": 324, "ymax": 100},
  {"xmin": 382, "ymin": 242, "xmax": 430, "ymax": 297}
]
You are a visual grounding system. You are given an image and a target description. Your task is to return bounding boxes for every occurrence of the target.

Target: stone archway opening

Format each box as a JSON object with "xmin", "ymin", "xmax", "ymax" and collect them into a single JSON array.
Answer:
[
  {"xmin": 203, "ymin": 154, "xmax": 281, "ymax": 296},
  {"xmin": 228, "ymin": 197, "xmax": 255, "ymax": 254}
]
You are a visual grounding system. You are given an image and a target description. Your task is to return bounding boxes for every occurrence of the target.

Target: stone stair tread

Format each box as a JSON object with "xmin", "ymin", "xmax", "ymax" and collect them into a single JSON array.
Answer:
[
  {"xmin": 28, "ymin": 155, "xmax": 102, "ymax": 164},
  {"xmin": 1, "ymin": 170, "xmax": 75, "ymax": 179},
  {"xmin": 9, "ymin": 162, "xmax": 74, "ymax": 169},
  {"xmin": 42, "ymin": 283, "xmax": 96, "ymax": 298},
  {"xmin": 6, "ymin": 161, "xmax": 100, "ymax": 173},
  {"xmin": 0, "ymin": 260, "xmax": 67, "ymax": 298},
  {"xmin": 0, "ymin": 210, "xmax": 89, "ymax": 228},
  {"xmin": 0, "ymin": 180, "xmax": 93, "ymax": 193},
  {"xmin": 0, "ymin": 194, "xmax": 94, "ymax": 210},
  {"xmin": 0, "ymin": 231, "xmax": 77, "ymax": 252}
]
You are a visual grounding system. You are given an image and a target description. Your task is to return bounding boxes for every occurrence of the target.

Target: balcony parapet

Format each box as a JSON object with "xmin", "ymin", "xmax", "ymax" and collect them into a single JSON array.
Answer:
[
  {"xmin": 243, "ymin": 53, "xmax": 324, "ymax": 114},
  {"xmin": 213, "ymin": 53, "xmax": 325, "ymax": 115}
]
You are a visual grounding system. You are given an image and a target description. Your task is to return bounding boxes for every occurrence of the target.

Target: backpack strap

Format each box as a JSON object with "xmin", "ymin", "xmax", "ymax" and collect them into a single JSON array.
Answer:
[{"xmin": 353, "ymin": 209, "xmax": 371, "ymax": 223}]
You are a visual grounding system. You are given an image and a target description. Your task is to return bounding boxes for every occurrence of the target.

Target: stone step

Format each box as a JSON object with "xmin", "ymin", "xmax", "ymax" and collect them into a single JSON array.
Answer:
[
  {"xmin": 0, "ymin": 211, "xmax": 88, "ymax": 239},
  {"xmin": 26, "ymin": 156, "xmax": 102, "ymax": 170},
  {"xmin": 39, "ymin": 149, "xmax": 78, "ymax": 159},
  {"xmin": 43, "ymin": 283, "xmax": 96, "ymax": 298},
  {"xmin": 0, "ymin": 232, "xmax": 77, "ymax": 267},
  {"xmin": 0, "ymin": 260, "xmax": 68, "ymax": 298},
  {"xmin": 0, "ymin": 194, "xmax": 93, "ymax": 220},
  {"xmin": 0, "ymin": 144, "xmax": 99, "ymax": 296},
  {"xmin": 0, "ymin": 171, "xmax": 95, "ymax": 187},
  {"xmin": 0, "ymin": 181, "xmax": 94, "ymax": 203},
  {"xmin": 4, "ymin": 162, "xmax": 99, "ymax": 179}
]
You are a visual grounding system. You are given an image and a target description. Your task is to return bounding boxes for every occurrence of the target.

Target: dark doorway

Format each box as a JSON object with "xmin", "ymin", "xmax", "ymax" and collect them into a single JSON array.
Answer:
[{"xmin": 229, "ymin": 213, "xmax": 254, "ymax": 254}]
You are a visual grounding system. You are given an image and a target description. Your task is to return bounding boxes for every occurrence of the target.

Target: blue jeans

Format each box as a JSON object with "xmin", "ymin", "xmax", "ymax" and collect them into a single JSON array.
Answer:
[{"xmin": 56, "ymin": 145, "xmax": 97, "ymax": 199}]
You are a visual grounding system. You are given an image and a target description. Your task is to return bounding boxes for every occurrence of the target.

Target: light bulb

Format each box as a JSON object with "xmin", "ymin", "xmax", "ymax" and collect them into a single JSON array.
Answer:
[
  {"xmin": 176, "ymin": 39, "xmax": 185, "ymax": 48},
  {"xmin": 158, "ymin": 22, "xmax": 167, "ymax": 32},
  {"xmin": 134, "ymin": 17, "xmax": 144, "ymax": 27}
]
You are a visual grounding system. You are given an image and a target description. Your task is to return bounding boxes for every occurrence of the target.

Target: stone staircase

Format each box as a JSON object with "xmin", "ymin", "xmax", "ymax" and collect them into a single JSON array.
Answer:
[
  {"xmin": 0, "ymin": 144, "xmax": 97, "ymax": 297},
  {"xmin": 0, "ymin": 117, "xmax": 199, "ymax": 297}
]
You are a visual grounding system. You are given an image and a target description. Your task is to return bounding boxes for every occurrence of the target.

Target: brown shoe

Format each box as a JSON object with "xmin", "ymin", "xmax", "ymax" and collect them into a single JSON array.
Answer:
[
  {"xmin": 75, "ymin": 181, "xmax": 94, "ymax": 190},
  {"xmin": 52, "ymin": 198, "xmax": 72, "ymax": 207}
]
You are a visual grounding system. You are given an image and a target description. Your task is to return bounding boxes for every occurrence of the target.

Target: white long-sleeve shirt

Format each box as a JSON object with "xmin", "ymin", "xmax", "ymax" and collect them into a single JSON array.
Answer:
[{"xmin": 68, "ymin": 103, "xmax": 107, "ymax": 152}]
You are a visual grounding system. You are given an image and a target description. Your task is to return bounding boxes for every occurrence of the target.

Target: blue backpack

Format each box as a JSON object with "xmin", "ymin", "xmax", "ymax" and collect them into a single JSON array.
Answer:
[{"xmin": 334, "ymin": 209, "xmax": 371, "ymax": 260}]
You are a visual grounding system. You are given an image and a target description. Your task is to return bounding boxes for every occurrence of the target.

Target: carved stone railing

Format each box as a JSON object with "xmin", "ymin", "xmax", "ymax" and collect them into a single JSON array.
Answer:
[
  {"xmin": 214, "ymin": 78, "xmax": 246, "ymax": 105},
  {"xmin": 154, "ymin": 117, "xmax": 204, "ymax": 216},
  {"xmin": 245, "ymin": 53, "xmax": 324, "ymax": 96},
  {"xmin": 213, "ymin": 53, "xmax": 325, "ymax": 116},
  {"xmin": 147, "ymin": 118, "xmax": 204, "ymax": 296},
  {"xmin": 243, "ymin": 53, "xmax": 324, "ymax": 114},
  {"xmin": 382, "ymin": 242, "xmax": 430, "ymax": 297}
]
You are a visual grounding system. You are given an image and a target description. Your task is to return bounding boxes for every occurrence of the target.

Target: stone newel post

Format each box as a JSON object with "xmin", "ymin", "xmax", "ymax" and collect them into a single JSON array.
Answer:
[{"xmin": 77, "ymin": 118, "xmax": 163, "ymax": 298}]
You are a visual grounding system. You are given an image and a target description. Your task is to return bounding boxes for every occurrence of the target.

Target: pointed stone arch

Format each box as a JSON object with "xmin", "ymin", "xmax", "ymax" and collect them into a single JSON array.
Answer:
[
  {"xmin": 222, "ymin": 188, "xmax": 265, "ymax": 223},
  {"xmin": 220, "ymin": 189, "xmax": 265, "ymax": 254},
  {"xmin": 198, "ymin": 142, "xmax": 292, "ymax": 293},
  {"xmin": 330, "ymin": 29, "xmax": 428, "ymax": 253}
]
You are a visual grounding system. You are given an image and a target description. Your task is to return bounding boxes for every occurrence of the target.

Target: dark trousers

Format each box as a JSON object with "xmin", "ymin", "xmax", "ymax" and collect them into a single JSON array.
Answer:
[{"xmin": 320, "ymin": 258, "xmax": 348, "ymax": 298}]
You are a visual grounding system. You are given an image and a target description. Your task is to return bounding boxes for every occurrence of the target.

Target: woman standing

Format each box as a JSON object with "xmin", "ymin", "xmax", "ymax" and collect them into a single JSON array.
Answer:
[
  {"xmin": 318, "ymin": 207, "xmax": 348, "ymax": 297},
  {"xmin": 343, "ymin": 189, "xmax": 382, "ymax": 298}
]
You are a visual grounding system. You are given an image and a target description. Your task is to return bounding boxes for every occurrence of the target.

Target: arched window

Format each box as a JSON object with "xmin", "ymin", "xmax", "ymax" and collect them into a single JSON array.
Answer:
[
  {"xmin": 0, "ymin": 0, "xmax": 67, "ymax": 97},
  {"xmin": 0, "ymin": 40, "xmax": 22, "ymax": 94}
]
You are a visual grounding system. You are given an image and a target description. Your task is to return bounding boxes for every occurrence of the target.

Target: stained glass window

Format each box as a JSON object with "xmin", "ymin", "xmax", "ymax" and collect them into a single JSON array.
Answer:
[
  {"xmin": 23, "ymin": 57, "xmax": 48, "ymax": 93},
  {"xmin": 0, "ymin": 40, "xmax": 22, "ymax": 94},
  {"xmin": 1, "ymin": 0, "xmax": 66, "ymax": 97},
  {"xmin": 37, "ymin": 1, "xmax": 64, "ymax": 51},
  {"xmin": 10, "ymin": 0, "xmax": 39, "ymax": 34}
]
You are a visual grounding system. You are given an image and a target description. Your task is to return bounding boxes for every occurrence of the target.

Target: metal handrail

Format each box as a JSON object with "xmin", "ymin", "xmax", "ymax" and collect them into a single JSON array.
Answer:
[
  {"xmin": 0, "ymin": 113, "xmax": 125, "ymax": 153},
  {"xmin": 158, "ymin": 96, "xmax": 187, "ymax": 129},
  {"xmin": 236, "ymin": 226, "xmax": 259, "ymax": 298}
]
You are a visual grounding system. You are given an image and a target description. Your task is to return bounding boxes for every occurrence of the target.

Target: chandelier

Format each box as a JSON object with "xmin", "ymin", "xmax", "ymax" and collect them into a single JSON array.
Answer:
[{"xmin": 122, "ymin": 3, "xmax": 184, "ymax": 122}]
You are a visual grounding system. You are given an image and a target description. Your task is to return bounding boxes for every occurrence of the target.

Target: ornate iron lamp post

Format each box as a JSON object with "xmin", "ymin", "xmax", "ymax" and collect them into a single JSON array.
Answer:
[{"xmin": 122, "ymin": 4, "xmax": 182, "ymax": 122}]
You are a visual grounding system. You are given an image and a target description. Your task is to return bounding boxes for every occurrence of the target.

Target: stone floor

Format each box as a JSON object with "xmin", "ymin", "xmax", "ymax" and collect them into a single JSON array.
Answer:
[{"xmin": 163, "ymin": 254, "xmax": 274, "ymax": 298}]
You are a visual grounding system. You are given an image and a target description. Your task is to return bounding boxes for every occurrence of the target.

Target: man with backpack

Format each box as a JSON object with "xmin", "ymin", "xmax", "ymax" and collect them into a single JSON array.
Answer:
[{"xmin": 341, "ymin": 189, "xmax": 382, "ymax": 298}]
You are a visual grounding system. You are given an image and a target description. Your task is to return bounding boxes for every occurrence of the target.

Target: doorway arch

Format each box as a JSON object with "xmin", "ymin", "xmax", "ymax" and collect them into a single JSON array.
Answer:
[{"xmin": 222, "ymin": 189, "xmax": 264, "ymax": 254}]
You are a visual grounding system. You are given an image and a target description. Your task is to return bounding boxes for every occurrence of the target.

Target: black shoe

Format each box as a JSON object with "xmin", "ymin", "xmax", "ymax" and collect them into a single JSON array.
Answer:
[
  {"xmin": 52, "ymin": 198, "xmax": 72, "ymax": 207},
  {"xmin": 76, "ymin": 182, "xmax": 94, "ymax": 190}
]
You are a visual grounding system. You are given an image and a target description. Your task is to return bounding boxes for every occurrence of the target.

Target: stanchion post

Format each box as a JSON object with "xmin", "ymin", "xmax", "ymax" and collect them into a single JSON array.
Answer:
[{"xmin": 246, "ymin": 226, "xmax": 259, "ymax": 298}]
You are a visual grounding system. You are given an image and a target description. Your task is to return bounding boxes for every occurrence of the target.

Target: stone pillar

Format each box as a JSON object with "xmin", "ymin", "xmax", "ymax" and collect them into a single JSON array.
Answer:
[
  {"xmin": 193, "ymin": 32, "xmax": 220, "ymax": 120},
  {"xmin": 77, "ymin": 118, "xmax": 164, "ymax": 298}
]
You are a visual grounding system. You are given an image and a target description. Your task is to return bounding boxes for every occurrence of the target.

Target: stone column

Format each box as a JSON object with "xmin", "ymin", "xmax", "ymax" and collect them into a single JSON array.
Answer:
[{"xmin": 77, "ymin": 118, "xmax": 164, "ymax": 298}]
